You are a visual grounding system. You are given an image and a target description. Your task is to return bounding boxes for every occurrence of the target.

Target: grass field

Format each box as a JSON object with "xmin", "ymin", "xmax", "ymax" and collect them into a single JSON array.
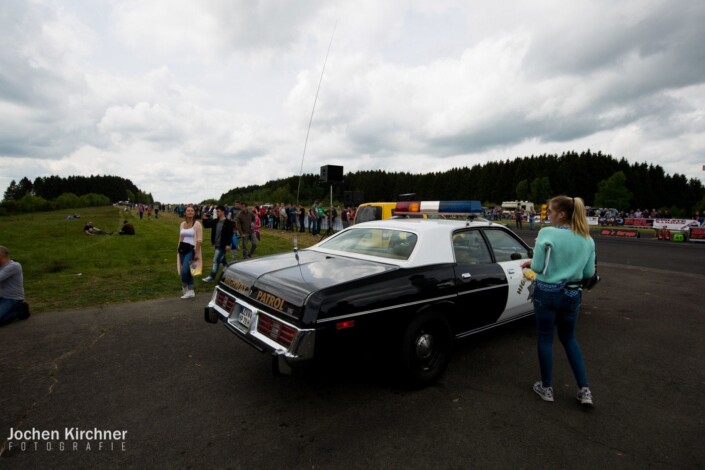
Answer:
[
  {"xmin": 2, "ymin": 208, "xmax": 658, "ymax": 314},
  {"xmin": 0, "ymin": 206, "xmax": 321, "ymax": 314}
]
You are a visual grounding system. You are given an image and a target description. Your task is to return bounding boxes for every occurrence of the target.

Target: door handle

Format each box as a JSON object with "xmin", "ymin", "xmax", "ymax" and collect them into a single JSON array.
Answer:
[
  {"xmin": 508, "ymin": 269, "xmax": 516, "ymax": 275},
  {"xmin": 461, "ymin": 273, "xmax": 471, "ymax": 279}
]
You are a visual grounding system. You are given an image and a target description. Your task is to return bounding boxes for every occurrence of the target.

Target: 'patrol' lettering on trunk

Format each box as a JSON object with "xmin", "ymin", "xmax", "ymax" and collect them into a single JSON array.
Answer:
[{"xmin": 256, "ymin": 290, "xmax": 285, "ymax": 311}]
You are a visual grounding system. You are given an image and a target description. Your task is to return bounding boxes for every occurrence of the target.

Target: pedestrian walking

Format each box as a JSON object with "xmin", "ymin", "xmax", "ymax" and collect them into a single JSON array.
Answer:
[
  {"xmin": 202, "ymin": 205, "xmax": 234, "ymax": 282},
  {"xmin": 521, "ymin": 195, "xmax": 596, "ymax": 407},
  {"xmin": 177, "ymin": 205, "xmax": 203, "ymax": 299}
]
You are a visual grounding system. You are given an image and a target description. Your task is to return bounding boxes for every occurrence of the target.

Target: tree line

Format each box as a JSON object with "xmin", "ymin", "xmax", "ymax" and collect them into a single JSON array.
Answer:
[
  {"xmin": 1, "ymin": 175, "xmax": 153, "ymax": 215},
  {"xmin": 3, "ymin": 150, "xmax": 704, "ymax": 217},
  {"xmin": 219, "ymin": 150, "xmax": 705, "ymax": 216}
]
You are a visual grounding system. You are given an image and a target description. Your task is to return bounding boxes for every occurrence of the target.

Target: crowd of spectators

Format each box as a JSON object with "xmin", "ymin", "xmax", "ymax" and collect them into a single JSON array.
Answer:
[
  {"xmin": 173, "ymin": 202, "xmax": 358, "ymax": 237},
  {"xmin": 587, "ymin": 207, "xmax": 672, "ymax": 219},
  {"xmin": 128, "ymin": 201, "xmax": 705, "ymax": 230}
]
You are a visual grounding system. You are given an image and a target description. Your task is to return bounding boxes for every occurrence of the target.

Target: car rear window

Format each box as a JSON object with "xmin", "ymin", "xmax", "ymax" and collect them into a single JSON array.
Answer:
[
  {"xmin": 319, "ymin": 227, "xmax": 418, "ymax": 260},
  {"xmin": 354, "ymin": 206, "xmax": 382, "ymax": 223}
]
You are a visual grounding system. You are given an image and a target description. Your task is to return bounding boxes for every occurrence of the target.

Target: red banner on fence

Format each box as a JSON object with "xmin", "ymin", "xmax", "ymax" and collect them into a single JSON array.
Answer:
[
  {"xmin": 623, "ymin": 218, "xmax": 653, "ymax": 227},
  {"xmin": 690, "ymin": 227, "xmax": 705, "ymax": 241},
  {"xmin": 600, "ymin": 229, "xmax": 640, "ymax": 238}
]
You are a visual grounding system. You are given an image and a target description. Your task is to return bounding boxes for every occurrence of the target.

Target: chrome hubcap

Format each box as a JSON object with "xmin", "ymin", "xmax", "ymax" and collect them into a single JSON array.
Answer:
[{"xmin": 415, "ymin": 333, "xmax": 434, "ymax": 360}]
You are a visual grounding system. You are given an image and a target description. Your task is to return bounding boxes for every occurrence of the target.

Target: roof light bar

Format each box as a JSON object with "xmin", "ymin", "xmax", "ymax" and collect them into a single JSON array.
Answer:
[{"xmin": 394, "ymin": 200, "xmax": 483, "ymax": 214}]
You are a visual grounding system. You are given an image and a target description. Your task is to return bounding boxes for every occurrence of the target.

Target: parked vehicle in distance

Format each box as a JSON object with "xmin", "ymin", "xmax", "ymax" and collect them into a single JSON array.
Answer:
[
  {"xmin": 501, "ymin": 200, "xmax": 535, "ymax": 218},
  {"xmin": 354, "ymin": 200, "xmax": 483, "ymax": 224},
  {"xmin": 353, "ymin": 202, "xmax": 398, "ymax": 224}
]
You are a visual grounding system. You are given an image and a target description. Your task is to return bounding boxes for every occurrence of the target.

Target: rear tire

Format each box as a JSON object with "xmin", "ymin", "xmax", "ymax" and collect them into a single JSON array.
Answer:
[
  {"xmin": 400, "ymin": 312, "xmax": 453, "ymax": 387},
  {"xmin": 204, "ymin": 307, "xmax": 218, "ymax": 324}
]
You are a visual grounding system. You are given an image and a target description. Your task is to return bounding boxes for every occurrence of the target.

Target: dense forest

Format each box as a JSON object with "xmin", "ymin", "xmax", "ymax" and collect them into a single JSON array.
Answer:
[
  {"xmin": 1, "ymin": 175, "xmax": 152, "ymax": 215},
  {"xmin": 9, "ymin": 175, "xmax": 149, "ymax": 202},
  {"xmin": 220, "ymin": 150, "xmax": 705, "ymax": 214},
  {"xmin": 3, "ymin": 151, "xmax": 704, "ymax": 216}
]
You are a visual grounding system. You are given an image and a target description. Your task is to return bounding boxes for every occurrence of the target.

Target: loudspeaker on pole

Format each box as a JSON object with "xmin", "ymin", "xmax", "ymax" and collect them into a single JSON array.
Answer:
[{"xmin": 320, "ymin": 165, "xmax": 344, "ymax": 183}]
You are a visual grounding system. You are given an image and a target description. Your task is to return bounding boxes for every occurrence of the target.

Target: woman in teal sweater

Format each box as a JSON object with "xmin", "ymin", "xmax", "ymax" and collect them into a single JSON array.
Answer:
[{"xmin": 522, "ymin": 196, "xmax": 596, "ymax": 407}]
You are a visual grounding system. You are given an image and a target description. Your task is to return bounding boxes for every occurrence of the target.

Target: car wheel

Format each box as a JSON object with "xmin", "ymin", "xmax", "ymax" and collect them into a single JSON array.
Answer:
[
  {"xmin": 400, "ymin": 312, "xmax": 453, "ymax": 387},
  {"xmin": 204, "ymin": 307, "xmax": 218, "ymax": 324}
]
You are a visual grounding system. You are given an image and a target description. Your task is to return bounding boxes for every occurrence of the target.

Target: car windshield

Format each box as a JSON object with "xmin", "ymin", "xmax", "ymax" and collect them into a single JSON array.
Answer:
[{"xmin": 318, "ymin": 227, "xmax": 418, "ymax": 260}]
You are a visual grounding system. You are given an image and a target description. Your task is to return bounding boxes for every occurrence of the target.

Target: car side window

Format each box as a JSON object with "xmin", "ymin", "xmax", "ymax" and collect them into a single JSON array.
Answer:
[
  {"xmin": 483, "ymin": 229, "xmax": 530, "ymax": 262},
  {"xmin": 453, "ymin": 230, "xmax": 492, "ymax": 265}
]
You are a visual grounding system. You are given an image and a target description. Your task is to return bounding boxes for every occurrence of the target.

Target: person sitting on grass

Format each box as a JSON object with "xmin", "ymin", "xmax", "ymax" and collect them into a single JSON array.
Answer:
[
  {"xmin": 0, "ymin": 246, "xmax": 29, "ymax": 327},
  {"xmin": 119, "ymin": 220, "xmax": 135, "ymax": 235},
  {"xmin": 84, "ymin": 221, "xmax": 113, "ymax": 235}
]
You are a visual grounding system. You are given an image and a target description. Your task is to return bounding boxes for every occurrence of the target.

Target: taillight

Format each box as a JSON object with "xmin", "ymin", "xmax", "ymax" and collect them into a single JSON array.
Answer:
[
  {"xmin": 257, "ymin": 315, "xmax": 297, "ymax": 347},
  {"xmin": 216, "ymin": 290, "xmax": 236, "ymax": 313},
  {"xmin": 336, "ymin": 320, "xmax": 355, "ymax": 330}
]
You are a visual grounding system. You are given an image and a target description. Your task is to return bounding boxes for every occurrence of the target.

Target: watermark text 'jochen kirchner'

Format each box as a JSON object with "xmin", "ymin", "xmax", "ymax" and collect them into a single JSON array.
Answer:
[{"xmin": 6, "ymin": 427, "xmax": 127, "ymax": 452}]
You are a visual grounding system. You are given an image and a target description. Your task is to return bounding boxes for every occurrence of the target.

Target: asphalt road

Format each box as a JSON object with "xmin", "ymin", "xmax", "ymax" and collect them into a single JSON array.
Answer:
[
  {"xmin": 1, "ymin": 237, "xmax": 704, "ymax": 469},
  {"xmin": 515, "ymin": 227, "xmax": 705, "ymax": 276}
]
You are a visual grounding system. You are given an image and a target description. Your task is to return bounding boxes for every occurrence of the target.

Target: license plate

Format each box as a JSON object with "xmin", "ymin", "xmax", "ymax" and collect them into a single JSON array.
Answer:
[{"xmin": 238, "ymin": 308, "xmax": 253, "ymax": 328}]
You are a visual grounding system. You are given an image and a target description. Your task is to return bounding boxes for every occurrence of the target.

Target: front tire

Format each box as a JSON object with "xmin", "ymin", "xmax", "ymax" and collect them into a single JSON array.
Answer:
[{"xmin": 400, "ymin": 312, "xmax": 453, "ymax": 387}]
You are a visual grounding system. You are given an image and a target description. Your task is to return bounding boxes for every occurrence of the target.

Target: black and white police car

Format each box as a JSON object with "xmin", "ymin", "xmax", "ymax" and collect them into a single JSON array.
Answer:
[{"xmin": 205, "ymin": 201, "xmax": 535, "ymax": 386}]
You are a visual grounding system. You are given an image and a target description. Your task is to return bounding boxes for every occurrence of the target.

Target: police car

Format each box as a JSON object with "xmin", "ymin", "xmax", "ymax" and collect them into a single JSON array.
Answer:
[{"xmin": 204, "ymin": 201, "xmax": 534, "ymax": 386}]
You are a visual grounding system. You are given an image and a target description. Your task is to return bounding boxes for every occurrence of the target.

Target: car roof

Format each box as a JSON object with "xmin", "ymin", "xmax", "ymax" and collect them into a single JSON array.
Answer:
[
  {"xmin": 312, "ymin": 218, "xmax": 513, "ymax": 267},
  {"xmin": 354, "ymin": 217, "xmax": 494, "ymax": 230}
]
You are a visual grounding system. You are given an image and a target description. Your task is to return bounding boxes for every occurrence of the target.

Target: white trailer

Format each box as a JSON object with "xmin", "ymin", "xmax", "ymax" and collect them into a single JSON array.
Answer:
[{"xmin": 501, "ymin": 200, "xmax": 535, "ymax": 215}]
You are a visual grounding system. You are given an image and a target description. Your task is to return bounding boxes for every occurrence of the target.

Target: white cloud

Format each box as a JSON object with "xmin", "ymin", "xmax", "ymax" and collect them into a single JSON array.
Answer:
[{"xmin": 1, "ymin": 0, "xmax": 705, "ymax": 203}]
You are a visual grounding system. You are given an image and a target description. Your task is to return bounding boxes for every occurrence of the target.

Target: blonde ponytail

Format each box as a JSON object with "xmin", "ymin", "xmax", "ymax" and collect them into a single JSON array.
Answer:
[
  {"xmin": 571, "ymin": 197, "xmax": 590, "ymax": 237},
  {"xmin": 550, "ymin": 195, "xmax": 590, "ymax": 237}
]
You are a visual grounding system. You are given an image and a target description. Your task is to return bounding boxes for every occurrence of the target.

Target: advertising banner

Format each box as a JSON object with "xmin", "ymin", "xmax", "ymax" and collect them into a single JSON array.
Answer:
[
  {"xmin": 652, "ymin": 219, "xmax": 699, "ymax": 230},
  {"xmin": 689, "ymin": 227, "xmax": 705, "ymax": 242},
  {"xmin": 600, "ymin": 228, "xmax": 640, "ymax": 238},
  {"xmin": 623, "ymin": 218, "xmax": 653, "ymax": 227}
]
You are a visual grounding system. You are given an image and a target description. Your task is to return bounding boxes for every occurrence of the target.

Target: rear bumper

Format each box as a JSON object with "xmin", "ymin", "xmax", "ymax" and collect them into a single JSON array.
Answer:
[{"xmin": 204, "ymin": 287, "xmax": 316, "ymax": 367}]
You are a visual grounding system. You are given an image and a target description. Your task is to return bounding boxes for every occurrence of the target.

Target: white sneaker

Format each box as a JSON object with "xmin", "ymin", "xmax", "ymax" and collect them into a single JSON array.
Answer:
[
  {"xmin": 533, "ymin": 381, "xmax": 554, "ymax": 402},
  {"xmin": 577, "ymin": 387, "xmax": 594, "ymax": 408},
  {"xmin": 181, "ymin": 289, "xmax": 195, "ymax": 299},
  {"xmin": 202, "ymin": 276, "xmax": 214, "ymax": 282}
]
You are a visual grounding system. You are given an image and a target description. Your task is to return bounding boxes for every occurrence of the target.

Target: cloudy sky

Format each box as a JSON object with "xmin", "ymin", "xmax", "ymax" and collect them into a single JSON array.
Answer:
[{"xmin": 2, "ymin": 0, "xmax": 704, "ymax": 203}]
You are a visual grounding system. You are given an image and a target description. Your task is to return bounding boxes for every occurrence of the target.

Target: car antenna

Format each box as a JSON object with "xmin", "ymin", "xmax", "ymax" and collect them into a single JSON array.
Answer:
[{"xmin": 292, "ymin": 21, "xmax": 337, "ymax": 259}]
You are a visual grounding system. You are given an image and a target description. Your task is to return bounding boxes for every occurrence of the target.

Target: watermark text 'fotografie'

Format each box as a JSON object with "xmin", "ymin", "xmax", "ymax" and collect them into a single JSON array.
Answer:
[{"xmin": 5, "ymin": 427, "xmax": 127, "ymax": 452}]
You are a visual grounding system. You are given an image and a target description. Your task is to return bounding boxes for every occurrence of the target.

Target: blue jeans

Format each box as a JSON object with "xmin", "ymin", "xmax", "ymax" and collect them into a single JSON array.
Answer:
[
  {"xmin": 209, "ymin": 247, "xmax": 229, "ymax": 278},
  {"xmin": 533, "ymin": 284, "xmax": 589, "ymax": 388},
  {"xmin": 180, "ymin": 250, "xmax": 194, "ymax": 288},
  {"xmin": 0, "ymin": 298, "xmax": 24, "ymax": 326}
]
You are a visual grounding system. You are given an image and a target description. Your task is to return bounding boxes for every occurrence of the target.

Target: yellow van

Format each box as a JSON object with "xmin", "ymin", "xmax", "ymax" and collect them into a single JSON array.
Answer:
[
  {"xmin": 353, "ymin": 202, "xmax": 397, "ymax": 224},
  {"xmin": 353, "ymin": 200, "xmax": 484, "ymax": 224}
]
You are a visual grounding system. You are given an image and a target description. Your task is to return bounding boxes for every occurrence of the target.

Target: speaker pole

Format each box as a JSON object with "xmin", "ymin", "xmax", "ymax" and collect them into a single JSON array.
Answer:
[{"xmin": 321, "ymin": 183, "xmax": 335, "ymax": 240}]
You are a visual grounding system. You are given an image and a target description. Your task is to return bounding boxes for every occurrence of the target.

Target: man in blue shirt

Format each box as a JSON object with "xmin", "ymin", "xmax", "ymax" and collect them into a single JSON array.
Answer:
[{"xmin": 0, "ymin": 246, "xmax": 28, "ymax": 326}]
